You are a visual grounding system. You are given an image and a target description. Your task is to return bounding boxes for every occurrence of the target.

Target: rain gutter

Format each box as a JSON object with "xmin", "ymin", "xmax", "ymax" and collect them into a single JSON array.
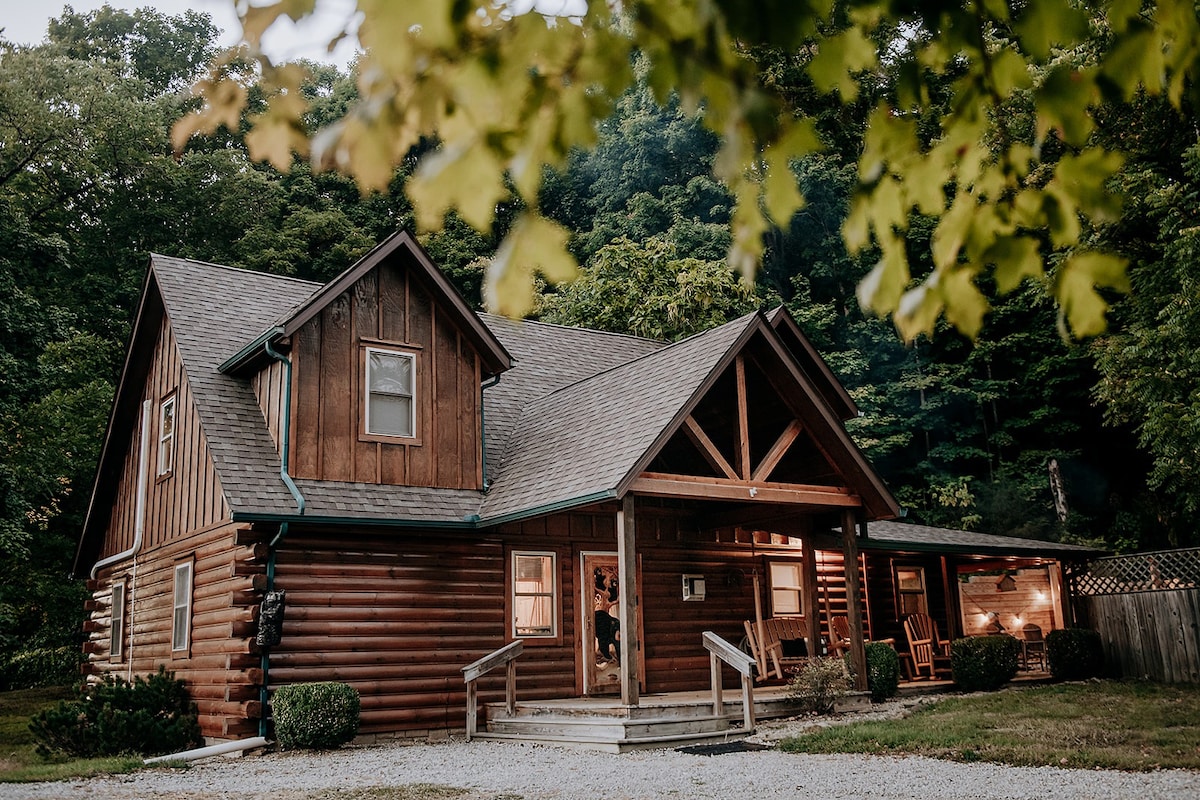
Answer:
[{"xmin": 260, "ymin": 339, "xmax": 306, "ymax": 738}]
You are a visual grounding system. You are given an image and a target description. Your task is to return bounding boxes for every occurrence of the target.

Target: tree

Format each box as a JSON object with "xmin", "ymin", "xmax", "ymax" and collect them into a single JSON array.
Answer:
[
  {"xmin": 538, "ymin": 236, "xmax": 760, "ymax": 340},
  {"xmin": 180, "ymin": 0, "xmax": 1200, "ymax": 336}
]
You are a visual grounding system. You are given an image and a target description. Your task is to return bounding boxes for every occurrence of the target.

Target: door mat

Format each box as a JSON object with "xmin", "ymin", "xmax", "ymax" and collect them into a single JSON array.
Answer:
[{"xmin": 676, "ymin": 741, "xmax": 771, "ymax": 756}]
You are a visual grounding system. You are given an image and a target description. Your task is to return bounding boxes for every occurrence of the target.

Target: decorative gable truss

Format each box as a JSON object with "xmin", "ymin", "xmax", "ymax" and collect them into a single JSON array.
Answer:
[{"xmin": 626, "ymin": 322, "xmax": 895, "ymax": 521}]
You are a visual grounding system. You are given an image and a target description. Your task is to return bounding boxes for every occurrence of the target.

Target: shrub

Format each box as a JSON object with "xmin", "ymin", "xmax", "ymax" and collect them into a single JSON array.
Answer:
[
  {"xmin": 950, "ymin": 634, "xmax": 1021, "ymax": 692},
  {"xmin": 30, "ymin": 666, "xmax": 202, "ymax": 758},
  {"xmin": 271, "ymin": 682, "xmax": 360, "ymax": 749},
  {"xmin": 863, "ymin": 642, "xmax": 900, "ymax": 702},
  {"xmin": 786, "ymin": 657, "xmax": 851, "ymax": 715},
  {"xmin": 1046, "ymin": 628, "xmax": 1104, "ymax": 680},
  {"xmin": 2, "ymin": 646, "xmax": 85, "ymax": 691}
]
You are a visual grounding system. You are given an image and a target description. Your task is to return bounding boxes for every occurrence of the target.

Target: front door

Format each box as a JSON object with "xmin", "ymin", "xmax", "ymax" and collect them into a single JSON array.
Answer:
[{"xmin": 581, "ymin": 552, "xmax": 621, "ymax": 695}]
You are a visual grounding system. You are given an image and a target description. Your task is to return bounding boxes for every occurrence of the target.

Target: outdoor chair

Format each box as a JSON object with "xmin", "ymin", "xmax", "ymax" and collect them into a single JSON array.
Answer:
[
  {"xmin": 903, "ymin": 613, "xmax": 952, "ymax": 679},
  {"xmin": 743, "ymin": 616, "xmax": 810, "ymax": 681},
  {"xmin": 828, "ymin": 615, "xmax": 852, "ymax": 657},
  {"xmin": 1020, "ymin": 623, "xmax": 1048, "ymax": 671}
]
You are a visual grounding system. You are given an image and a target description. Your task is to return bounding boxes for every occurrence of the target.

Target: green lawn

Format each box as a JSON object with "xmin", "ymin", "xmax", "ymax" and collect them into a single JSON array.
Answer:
[
  {"xmin": 0, "ymin": 686, "xmax": 142, "ymax": 783},
  {"xmin": 779, "ymin": 680, "xmax": 1200, "ymax": 771}
]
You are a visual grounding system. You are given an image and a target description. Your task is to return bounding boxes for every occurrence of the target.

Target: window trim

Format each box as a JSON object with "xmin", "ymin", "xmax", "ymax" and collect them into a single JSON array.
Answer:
[
  {"xmin": 893, "ymin": 563, "xmax": 929, "ymax": 619},
  {"xmin": 109, "ymin": 579, "xmax": 126, "ymax": 661},
  {"xmin": 768, "ymin": 559, "xmax": 805, "ymax": 617},
  {"xmin": 171, "ymin": 560, "xmax": 193, "ymax": 656},
  {"xmin": 360, "ymin": 345, "xmax": 421, "ymax": 444},
  {"xmin": 156, "ymin": 393, "xmax": 177, "ymax": 478},
  {"xmin": 510, "ymin": 550, "xmax": 559, "ymax": 642}
]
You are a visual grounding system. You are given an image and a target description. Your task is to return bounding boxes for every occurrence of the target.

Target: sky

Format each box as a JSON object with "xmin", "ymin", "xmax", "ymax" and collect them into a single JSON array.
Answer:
[{"xmin": 0, "ymin": 0, "xmax": 362, "ymax": 67}]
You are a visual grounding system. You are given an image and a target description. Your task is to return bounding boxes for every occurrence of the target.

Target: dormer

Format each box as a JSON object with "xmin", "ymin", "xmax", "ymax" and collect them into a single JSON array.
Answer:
[{"xmin": 221, "ymin": 232, "xmax": 511, "ymax": 491}]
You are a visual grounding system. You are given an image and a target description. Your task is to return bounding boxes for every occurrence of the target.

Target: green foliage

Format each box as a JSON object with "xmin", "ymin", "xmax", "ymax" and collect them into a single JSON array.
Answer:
[
  {"xmin": 271, "ymin": 682, "xmax": 361, "ymax": 750},
  {"xmin": 1045, "ymin": 628, "xmax": 1105, "ymax": 681},
  {"xmin": 29, "ymin": 667, "xmax": 201, "ymax": 758},
  {"xmin": 1, "ymin": 647, "xmax": 84, "ymax": 692},
  {"xmin": 786, "ymin": 657, "xmax": 852, "ymax": 715},
  {"xmin": 863, "ymin": 642, "xmax": 900, "ymax": 703},
  {"xmin": 950, "ymin": 635, "xmax": 1021, "ymax": 692},
  {"xmin": 538, "ymin": 236, "xmax": 759, "ymax": 341}
]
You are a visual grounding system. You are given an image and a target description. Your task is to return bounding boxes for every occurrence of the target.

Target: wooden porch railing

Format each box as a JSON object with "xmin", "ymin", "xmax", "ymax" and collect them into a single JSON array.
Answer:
[
  {"xmin": 702, "ymin": 631, "xmax": 757, "ymax": 731},
  {"xmin": 461, "ymin": 639, "xmax": 523, "ymax": 741}
]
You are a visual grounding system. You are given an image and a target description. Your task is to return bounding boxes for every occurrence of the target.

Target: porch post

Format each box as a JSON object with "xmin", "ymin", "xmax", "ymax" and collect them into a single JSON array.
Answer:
[
  {"xmin": 841, "ymin": 509, "xmax": 868, "ymax": 691},
  {"xmin": 617, "ymin": 494, "xmax": 640, "ymax": 705},
  {"xmin": 940, "ymin": 556, "xmax": 961, "ymax": 640},
  {"xmin": 800, "ymin": 535, "xmax": 821, "ymax": 658}
]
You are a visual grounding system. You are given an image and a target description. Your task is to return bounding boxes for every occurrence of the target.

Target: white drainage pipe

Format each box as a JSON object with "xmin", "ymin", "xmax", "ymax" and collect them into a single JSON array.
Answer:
[{"xmin": 143, "ymin": 736, "xmax": 270, "ymax": 765}]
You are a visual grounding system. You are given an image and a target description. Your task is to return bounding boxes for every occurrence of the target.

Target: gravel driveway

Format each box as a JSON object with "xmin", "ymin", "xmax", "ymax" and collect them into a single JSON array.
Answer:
[{"xmin": 4, "ymin": 726, "xmax": 1198, "ymax": 800}]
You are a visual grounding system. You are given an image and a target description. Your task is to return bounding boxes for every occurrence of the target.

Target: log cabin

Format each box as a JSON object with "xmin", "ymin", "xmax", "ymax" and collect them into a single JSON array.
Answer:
[{"xmin": 75, "ymin": 231, "xmax": 1100, "ymax": 746}]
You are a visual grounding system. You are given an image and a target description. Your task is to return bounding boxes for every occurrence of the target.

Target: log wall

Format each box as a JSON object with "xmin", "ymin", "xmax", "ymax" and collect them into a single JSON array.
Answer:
[
  {"xmin": 286, "ymin": 262, "xmax": 482, "ymax": 489},
  {"xmin": 100, "ymin": 316, "xmax": 229, "ymax": 560},
  {"xmin": 863, "ymin": 552, "xmax": 953, "ymax": 645},
  {"xmin": 86, "ymin": 522, "xmax": 263, "ymax": 740}
]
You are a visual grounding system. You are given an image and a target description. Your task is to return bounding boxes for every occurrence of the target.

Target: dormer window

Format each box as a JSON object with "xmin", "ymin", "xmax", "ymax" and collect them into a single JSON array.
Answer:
[
  {"xmin": 365, "ymin": 347, "xmax": 416, "ymax": 439},
  {"xmin": 157, "ymin": 394, "xmax": 176, "ymax": 477}
]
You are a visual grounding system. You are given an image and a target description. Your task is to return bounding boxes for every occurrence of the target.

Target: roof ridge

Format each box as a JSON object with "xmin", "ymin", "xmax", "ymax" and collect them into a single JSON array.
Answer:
[
  {"xmin": 150, "ymin": 253, "xmax": 324, "ymax": 290},
  {"xmin": 479, "ymin": 312, "xmax": 669, "ymax": 347}
]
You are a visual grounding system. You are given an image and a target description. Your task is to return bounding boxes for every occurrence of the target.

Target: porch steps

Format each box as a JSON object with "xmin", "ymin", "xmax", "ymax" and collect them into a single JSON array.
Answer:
[{"xmin": 477, "ymin": 690, "xmax": 798, "ymax": 752}]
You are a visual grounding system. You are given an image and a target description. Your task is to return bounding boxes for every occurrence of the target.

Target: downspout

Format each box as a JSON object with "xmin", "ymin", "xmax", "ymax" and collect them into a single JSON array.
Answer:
[
  {"xmin": 480, "ymin": 375, "xmax": 500, "ymax": 490},
  {"xmin": 92, "ymin": 400, "xmax": 152, "ymax": 679},
  {"xmin": 261, "ymin": 340, "xmax": 306, "ymax": 738}
]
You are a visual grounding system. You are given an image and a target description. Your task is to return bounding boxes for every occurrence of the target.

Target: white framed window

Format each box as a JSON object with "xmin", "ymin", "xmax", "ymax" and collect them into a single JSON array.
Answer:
[
  {"xmin": 364, "ymin": 347, "xmax": 416, "ymax": 438},
  {"xmin": 769, "ymin": 561, "xmax": 804, "ymax": 616},
  {"xmin": 171, "ymin": 561, "xmax": 193, "ymax": 653},
  {"xmin": 157, "ymin": 394, "xmax": 176, "ymax": 476},
  {"xmin": 109, "ymin": 580, "xmax": 126, "ymax": 660},
  {"xmin": 512, "ymin": 552, "xmax": 556, "ymax": 638}
]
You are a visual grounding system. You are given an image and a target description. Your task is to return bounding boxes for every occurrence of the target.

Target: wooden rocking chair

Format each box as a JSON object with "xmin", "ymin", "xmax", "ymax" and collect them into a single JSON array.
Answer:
[
  {"xmin": 828, "ymin": 615, "xmax": 852, "ymax": 657},
  {"xmin": 903, "ymin": 613, "xmax": 952, "ymax": 679},
  {"xmin": 743, "ymin": 617, "xmax": 810, "ymax": 681}
]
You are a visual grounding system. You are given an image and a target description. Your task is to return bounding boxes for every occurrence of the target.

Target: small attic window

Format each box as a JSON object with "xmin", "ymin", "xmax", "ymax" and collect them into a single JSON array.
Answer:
[
  {"xmin": 364, "ymin": 347, "xmax": 416, "ymax": 439},
  {"xmin": 157, "ymin": 394, "xmax": 176, "ymax": 477}
]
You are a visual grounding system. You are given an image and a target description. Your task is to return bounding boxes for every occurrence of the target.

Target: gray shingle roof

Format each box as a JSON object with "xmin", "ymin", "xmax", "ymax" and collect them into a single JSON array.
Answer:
[
  {"xmin": 479, "ymin": 313, "xmax": 758, "ymax": 521},
  {"xmin": 479, "ymin": 314, "xmax": 665, "ymax": 479},
  {"xmin": 151, "ymin": 256, "xmax": 320, "ymax": 516},
  {"xmin": 864, "ymin": 520, "xmax": 1107, "ymax": 557}
]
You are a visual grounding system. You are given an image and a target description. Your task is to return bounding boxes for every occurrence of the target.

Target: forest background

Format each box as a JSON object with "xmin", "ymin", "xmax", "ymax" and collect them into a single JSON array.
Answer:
[{"xmin": 2, "ymin": 5, "xmax": 1198, "ymax": 679}]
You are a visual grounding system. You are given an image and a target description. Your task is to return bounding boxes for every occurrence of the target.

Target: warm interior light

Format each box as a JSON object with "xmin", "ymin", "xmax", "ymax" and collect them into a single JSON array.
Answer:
[
  {"xmin": 1013, "ymin": 616, "xmax": 1024, "ymax": 626},
  {"xmin": 1034, "ymin": 590, "xmax": 1046, "ymax": 602},
  {"xmin": 978, "ymin": 613, "xmax": 990, "ymax": 623}
]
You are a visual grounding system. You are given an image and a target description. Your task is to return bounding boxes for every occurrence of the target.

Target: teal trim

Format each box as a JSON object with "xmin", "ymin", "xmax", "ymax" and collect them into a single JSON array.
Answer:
[
  {"xmin": 264, "ymin": 341, "xmax": 305, "ymax": 516},
  {"xmin": 475, "ymin": 490, "xmax": 619, "ymax": 528},
  {"xmin": 219, "ymin": 326, "xmax": 284, "ymax": 374},
  {"xmin": 231, "ymin": 511, "xmax": 477, "ymax": 529}
]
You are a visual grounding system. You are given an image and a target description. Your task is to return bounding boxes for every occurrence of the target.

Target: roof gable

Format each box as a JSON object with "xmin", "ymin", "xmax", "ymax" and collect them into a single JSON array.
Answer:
[
  {"xmin": 223, "ymin": 232, "xmax": 511, "ymax": 378},
  {"xmin": 765, "ymin": 306, "xmax": 858, "ymax": 420}
]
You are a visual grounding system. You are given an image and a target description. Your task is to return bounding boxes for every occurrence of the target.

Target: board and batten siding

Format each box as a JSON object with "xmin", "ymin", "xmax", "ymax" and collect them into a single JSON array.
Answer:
[
  {"xmin": 86, "ymin": 522, "xmax": 264, "ymax": 740},
  {"xmin": 99, "ymin": 315, "xmax": 228, "ymax": 560},
  {"xmin": 285, "ymin": 263, "xmax": 482, "ymax": 489}
]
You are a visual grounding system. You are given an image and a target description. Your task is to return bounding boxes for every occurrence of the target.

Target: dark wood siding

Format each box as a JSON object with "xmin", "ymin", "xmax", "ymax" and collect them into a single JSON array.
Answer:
[
  {"xmin": 252, "ymin": 358, "xmax": 287, "ymax": 454},
  {"xmin": 100, "ymin": 316, "xmax": 228, "ymax": 559},
  {"xmin": 87, "ymin": 523, "xmax": 262, "ymax": 740},
  {"xmin": 288, "ymin": 261, "xmax": 483, "ymax": 489}
]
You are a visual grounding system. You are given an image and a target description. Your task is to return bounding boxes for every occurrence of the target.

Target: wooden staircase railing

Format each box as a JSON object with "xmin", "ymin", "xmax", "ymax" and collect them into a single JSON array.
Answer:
[
  {"xmin": 461, "ymin": 639, "xmax": 523, "ymax": 741},
  {"xmin": 702, "ymin": 631, "xmax": 757, "ymax": 731}
]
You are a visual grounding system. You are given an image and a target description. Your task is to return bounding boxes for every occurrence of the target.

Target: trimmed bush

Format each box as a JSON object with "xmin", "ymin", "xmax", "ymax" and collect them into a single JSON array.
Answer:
[
  {"xmin": 2, "ymin": 646, "xmax": 85, "ymax": 691},
  {"xmin": 30, "ymin": 666, "xmax": 202, "ymax": 758},
  {"xmin": 950, "ymin": 634, "xmax": 1021, "ymax": 692},
  {"xmin": 1046, "ymin": 628, "xmax": 1104, "ymax": 680},
  {"xmin": 272, "ymin": 682, "xmax": 360, "ymax": 749},
  {"xmin": 863, "ymin": 642, "xmax": 901, "ymax": 702},
  {"xmin": 787, "ymin": 657, "xmax": 852, "ymax": 715}
]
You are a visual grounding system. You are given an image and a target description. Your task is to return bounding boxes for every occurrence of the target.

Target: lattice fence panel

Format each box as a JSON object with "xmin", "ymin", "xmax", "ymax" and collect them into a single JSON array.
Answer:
[{"xmin": 1071, "ymin": 548, "xmax": 1200, "ymax": 596}]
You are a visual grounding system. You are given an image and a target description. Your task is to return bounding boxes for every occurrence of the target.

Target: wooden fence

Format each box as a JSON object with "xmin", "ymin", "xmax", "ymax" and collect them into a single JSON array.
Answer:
[{"xmin": 1070, "ymin": 548, "xmax": 1200, "ymax": 684}]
